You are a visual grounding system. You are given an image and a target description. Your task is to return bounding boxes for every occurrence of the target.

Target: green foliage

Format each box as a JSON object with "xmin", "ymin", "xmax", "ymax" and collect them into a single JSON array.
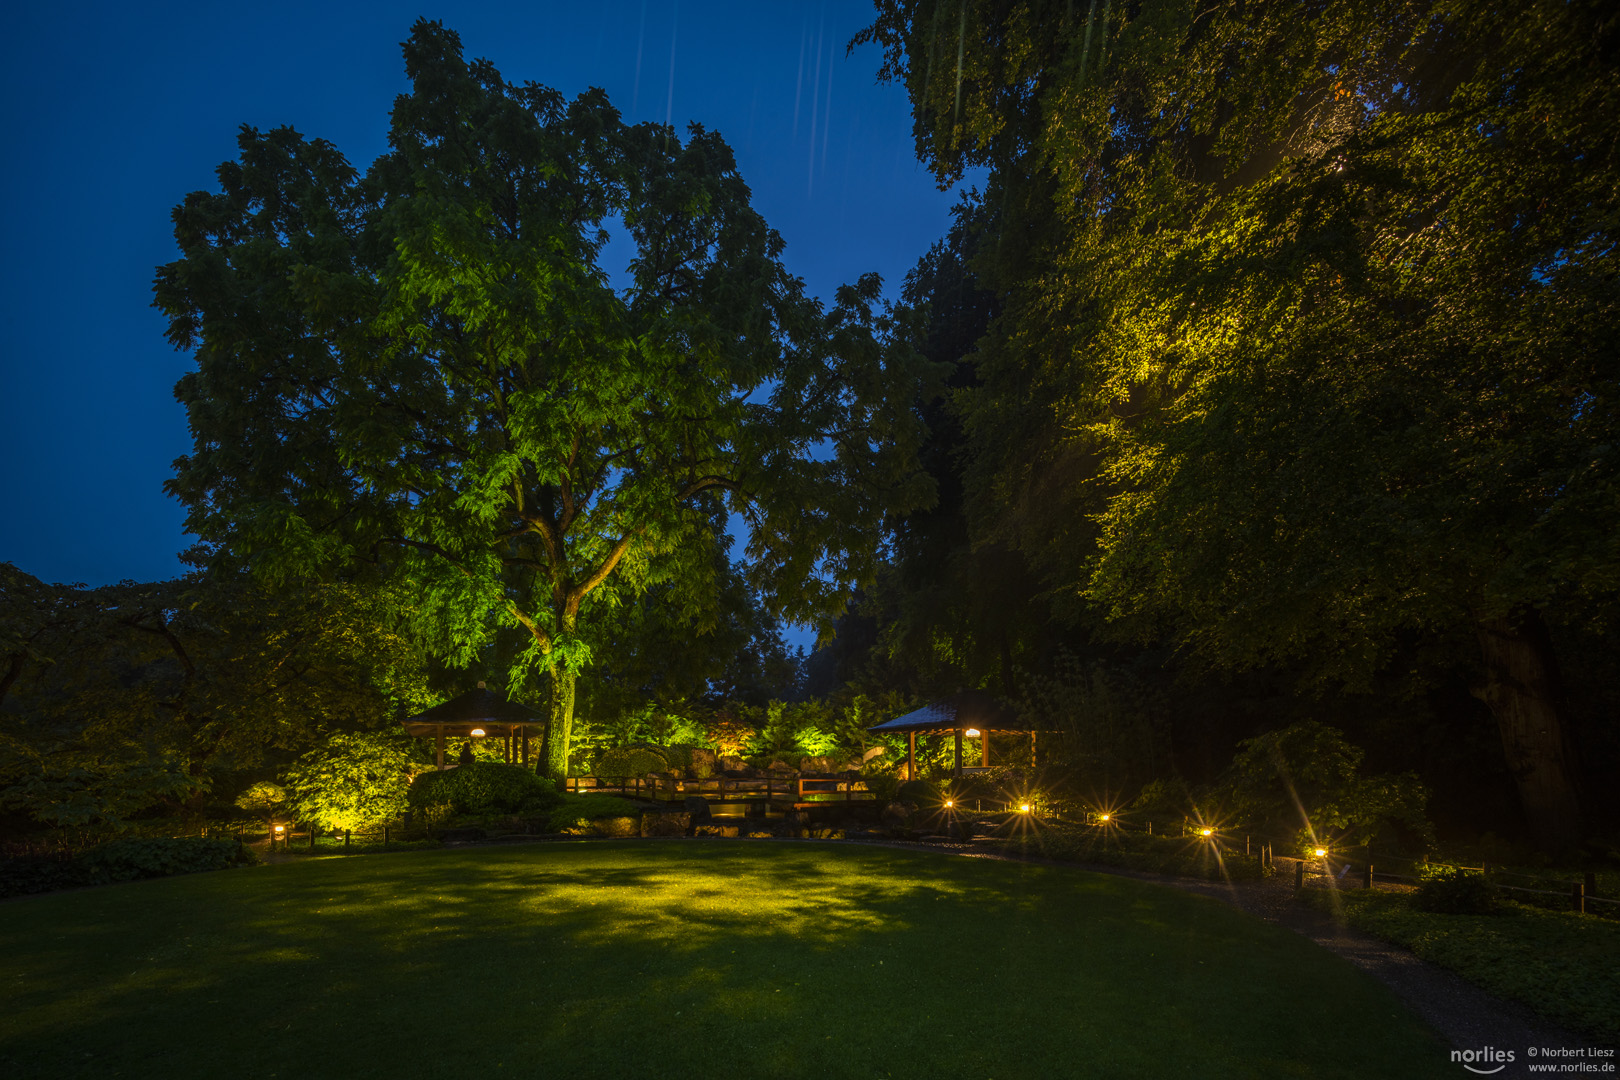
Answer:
[
  {"xmin": 895, "ymin": 779, "xmax": 944, "ymax": 807},
  {"xmin": 283, "ymin": 731, "xmax": 415, "ymax": 831},
  {"xmin": 407, "ymin": 763, "xmax": 562, "ymax": 819},
  {"xmin": 235, "ymin": 782, "xmax": 287, "ymax": 819},
  {"xmin": 0, "ymin": 565, "xmax": 429, "ymax": 831},
  {"xmin": 155, "ymin": 20, "xmax": 936, "ymax": 781},
  {"xmin": 1320, "ymin": 888, "xmax": 1620, "ymax": 1044},
  {"xmin": 1020, "ymin": 653, "xmax": 1170, "ymax": 792},
  {"xmin": 594, "ymin": 746, "xmax": 670, "ymax": 778},
  {"xmin": 1218, "ymin": 722, "xmax": 1431, "ymax": 848},
  {"xmin": 546, "ymin": 796, "xmax": 645, "ymax": 834},
  {"xmin": 992, "ymin": 822, "xmax": 1271, "ymax": 882},
  {"xmin": 1, "ymin": 838, "xmax": 256, "ymax": 899},
  {"xmin": 1413, "ymin": 866, "xmax": 1503, "ymax": 916},
  {"xmin": 861, "ymin": 0, "xmax": 1614, "ymax": 847}
]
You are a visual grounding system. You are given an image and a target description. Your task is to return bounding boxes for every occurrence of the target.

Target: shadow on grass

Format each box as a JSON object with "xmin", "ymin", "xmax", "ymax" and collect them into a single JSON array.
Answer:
[{"xmin": 2, "ymin": 841, "xmax": 1448, "ymax": 1080}]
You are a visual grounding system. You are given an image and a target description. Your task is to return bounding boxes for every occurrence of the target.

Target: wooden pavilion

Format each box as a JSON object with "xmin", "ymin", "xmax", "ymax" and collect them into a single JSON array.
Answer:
[
  {"xmin": 401, "ymin": 682, "xmax": 546, "ymax": 770},
  {"xmin": 866, "ymin": 690, "xmax": 1042, "ymax": 780}
]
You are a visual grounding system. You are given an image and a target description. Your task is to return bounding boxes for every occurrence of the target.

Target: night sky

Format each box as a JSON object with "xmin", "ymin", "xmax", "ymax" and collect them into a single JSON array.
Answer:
[{"xmin": 0, "ymin": 1, "xmax": 969, "ymax": 651}]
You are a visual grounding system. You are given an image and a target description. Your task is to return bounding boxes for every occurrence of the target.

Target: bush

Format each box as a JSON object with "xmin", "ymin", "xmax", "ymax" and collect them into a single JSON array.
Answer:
[
  {"xmin": 547, "ymin": 795, "xmax": 646, "ymax": 834},
  {"xmin": 79, "ymin": 837, "xmax": 257, "ymax": 881},
  {"xmin": 408, "ymin": 763, "xmax": 563, "ymax": 819},
  {"xmin": 595, "ymin": 747, "xmax": 670, "ymax": 778},
  {"xmin": 0, "ymin": 837, "xmax": 257, "ymax": 899},
  {"xmin": 1415, "ymin": 866, "xmax": 1502, "ymax": 915},
  {"xmin": 896, "ymin": 779, "xmax": 944, "ymax": 807}
]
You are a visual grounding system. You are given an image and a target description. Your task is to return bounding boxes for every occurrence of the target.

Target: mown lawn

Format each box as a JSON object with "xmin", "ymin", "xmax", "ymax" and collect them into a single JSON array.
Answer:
[{"xmin": 1, "ymin": 841, "xmax": 1447, "ymax": 1079}]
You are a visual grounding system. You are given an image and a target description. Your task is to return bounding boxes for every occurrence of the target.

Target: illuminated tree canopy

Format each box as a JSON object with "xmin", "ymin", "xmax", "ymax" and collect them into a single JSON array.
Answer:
[
  {"xmin": 156, "ymin": 21, "xmax": 936, "ymax": 777},
  {"xmin": 860, "ymin": 0, "xmax": 1619, "ymax": 847}
]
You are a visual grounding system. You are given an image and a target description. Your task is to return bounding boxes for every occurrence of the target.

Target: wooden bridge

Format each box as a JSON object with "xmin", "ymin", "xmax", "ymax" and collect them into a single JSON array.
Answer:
[{"xmin": 564, "ymin": 774, "xmax": 876, "ymax": 811}]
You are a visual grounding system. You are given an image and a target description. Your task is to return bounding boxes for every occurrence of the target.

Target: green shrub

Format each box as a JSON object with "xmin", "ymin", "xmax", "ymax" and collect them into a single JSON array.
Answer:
[
  {"xmin": 547, "ymin": 795, "xmax": 646, "ymax": 833},
  {"xmin": 896, "ymin": 779, "xmax": 943, "ymax": 807},
  {"xmin": 407, "ymin": 763, "xmax": 562, "ymax": 818},
  {"xmin": 1415, "ymin": 866, "xmax": 1502, "ymax": 915},
  {"xmin": 0, "ymin": 857, "xmax": 94, "ymax": 898},
  {"xmin": 78, "ymin": 837, "xmax": 257, "ymax": 882},
  {"xmin": 595, "ymin": 747, "xmax": 670, "ymax": 778},
  {"xmin": 862, "ymin": 770, "xmax": 902, "ymax": 804}
]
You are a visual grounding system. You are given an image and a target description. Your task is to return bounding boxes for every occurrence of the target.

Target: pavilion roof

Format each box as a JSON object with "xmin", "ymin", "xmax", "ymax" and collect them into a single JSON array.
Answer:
[
  {"xmin": 865, "ymin": 690, "xmax": 1039, "ymax": 734},
  {"xmin": 400, "ymin": 686, "xmax": 544, "ymax": 737}
]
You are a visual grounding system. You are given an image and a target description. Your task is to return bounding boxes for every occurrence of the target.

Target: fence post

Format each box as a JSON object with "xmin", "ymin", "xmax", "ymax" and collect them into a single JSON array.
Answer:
[
  {"xmin": 1147, "ymin": 821, "xmax": 1152, "ymax": 836},
  {"xmin": 309, "ymin": 826, "xmax": 315, "ymax": 852},
  {"xmin": 1572, "ymin": 881, "xmax": 1585, "ymax": 914},
  {"xmin": 1363, "ymin": 862, "xmax": 1373, "ymax": 890},
  {"xmin": 344, "ymin": 829, "xmax": 351, "ymax": 852},
  {"xmin": 1294, "ymin": 860, "xmax": 1304, "ymax": 889},
  {"xmin": 1246, "ymin": 835, "xmax": 1251, "ymax": 855}
]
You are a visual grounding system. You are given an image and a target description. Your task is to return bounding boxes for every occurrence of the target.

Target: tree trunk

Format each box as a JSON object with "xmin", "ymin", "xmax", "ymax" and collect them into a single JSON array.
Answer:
[
  {"xmin": 541, "ymin": 664, "xmax": 576, "ymax": 780},
  {"xmin": 1473, "ymin": 608, "xmax": 1582, "ymax": 851}
]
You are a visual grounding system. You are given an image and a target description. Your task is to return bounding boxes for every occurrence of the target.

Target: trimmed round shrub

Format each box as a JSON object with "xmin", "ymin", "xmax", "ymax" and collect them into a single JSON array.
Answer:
[
  {"xmin": 1415, "ymin": 866, "xmax": 1502, "ymax": 914},
  {"xmin": 595, "ymin": 746, "xmax": 670, "ymax": 778},
  {"xmin": 408, "ymin": 763, "xmax": 562, "ymax": 817}
]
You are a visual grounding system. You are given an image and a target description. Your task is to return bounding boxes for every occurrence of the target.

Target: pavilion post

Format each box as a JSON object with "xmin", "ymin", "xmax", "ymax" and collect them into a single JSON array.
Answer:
[
  {"xmin": 522, "ymin": 727, "xmax": 529, "ymax": 766},
  {"xmin": 1030, "ymin": 730, "xmax": 1036, "ymax": 767},
  {"xmin": 505, "ymin": 728, "xmax": 512, "ymax": 764},
  {"xmin": 982, "ymin": 730, "xmax": 989, "ymax": 768},
  {"xmin": 907, "ymin": 732, "xmax": 916, "ymax": 781},
  {"xmin": 436, "ymin": 726, "xmax": 445, "ymax": 770},
  {"xmin": 954, "ymin": 727, "xmax": 963, "ymax": 777}
]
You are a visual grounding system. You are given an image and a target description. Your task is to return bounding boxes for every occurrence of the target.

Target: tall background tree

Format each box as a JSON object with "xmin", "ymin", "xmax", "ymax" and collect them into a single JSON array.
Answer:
[
  {"xmin": 859, "ymin": 0, "xmax": 1619, "ymax": 848},
  {"xmin": 156, "ymin": 21, "xmax": 935, "ymax": 778}
]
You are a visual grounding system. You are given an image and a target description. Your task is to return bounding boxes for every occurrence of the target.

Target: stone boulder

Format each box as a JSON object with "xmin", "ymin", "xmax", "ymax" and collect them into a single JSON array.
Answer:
[
  {"xmin": 798, "ymin": 755, "xmax": 848, "ymax": 776},
  {"xmin": 719, "ymin": 755, "xmax": 750, "ymax": 773}
]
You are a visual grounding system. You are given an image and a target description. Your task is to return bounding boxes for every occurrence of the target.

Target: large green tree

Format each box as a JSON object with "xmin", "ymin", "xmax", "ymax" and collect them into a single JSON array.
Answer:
[
  {"xmin": 156, "ymin": 22, "xmax": 934, "ymax": 778},
  {"xmin": 0, "ymin": 564, "xmax": 424, "ymax": 831},
  {"xmin": 861, "ymin": 0, "xmax": 1619, "ymax": 847}
]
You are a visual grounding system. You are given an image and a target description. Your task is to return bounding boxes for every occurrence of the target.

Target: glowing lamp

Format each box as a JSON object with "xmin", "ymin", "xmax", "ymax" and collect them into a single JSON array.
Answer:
[
  {"xmin": 965, "ymin": 728, "xmax": 981, "ymax": 738},
  {"xmin": 1314, "ymin": 848, "xmax": 1327, "ymax": 857},
  {"xmin": 1098, "ymin": 813, "xmax": 1111, "ymax": 822},
  {"xmin": 273, "ymin": 825, "xmax": 285, "ymax": 834},
  {"xmin": 470, "ymin": 728, "xmax": 486, "ymax": 737},
  {"xmin": 943, "ymin": 799, "xmax": 954, "ymax": 809},
  {"xmin": 1019, "ymin": 803, "xmax": 1031, "ymax": 813},
  {"xmin": 1200, "ymin": 828, "xmax": 1214, "ymax": 837}
]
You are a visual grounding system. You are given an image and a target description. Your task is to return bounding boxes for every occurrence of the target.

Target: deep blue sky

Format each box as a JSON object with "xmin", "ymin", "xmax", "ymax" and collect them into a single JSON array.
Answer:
[{"xmin": 0, "ymin": 1, "xmax": 965, "ymax": 649}]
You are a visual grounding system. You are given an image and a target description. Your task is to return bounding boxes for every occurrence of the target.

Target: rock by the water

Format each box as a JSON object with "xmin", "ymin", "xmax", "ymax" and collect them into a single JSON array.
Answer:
[{"xmin": 683, "ymin": 796, "xmax": 714, "ymax": 824}]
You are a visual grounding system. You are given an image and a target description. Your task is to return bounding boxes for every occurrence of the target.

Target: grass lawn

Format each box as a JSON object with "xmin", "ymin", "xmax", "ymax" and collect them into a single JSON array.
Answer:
[{"xmin": 2, "ymin": 840, "xmax": 1447, "ymax": 1079}]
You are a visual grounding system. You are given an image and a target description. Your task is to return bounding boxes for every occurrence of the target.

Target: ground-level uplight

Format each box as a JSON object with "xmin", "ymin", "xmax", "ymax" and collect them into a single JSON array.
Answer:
[
  {"xmin": 1200, "ymin": 828, "xmax": 1214, "ymax": 837},
  {"xmin": 1098, "ymin": 813, "xmax": 1111, "ymax": 823},
  {"xmin": 1019, "ymin": 803, "xmax": 1031, "ymax": 813},
  {"xmin": 1314, "ymin": 847, "xmax": 1328, "ymax": 858},
  {"xmin": 943, "ymin": 799, "xmax": 954, "ymax": 809}
]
